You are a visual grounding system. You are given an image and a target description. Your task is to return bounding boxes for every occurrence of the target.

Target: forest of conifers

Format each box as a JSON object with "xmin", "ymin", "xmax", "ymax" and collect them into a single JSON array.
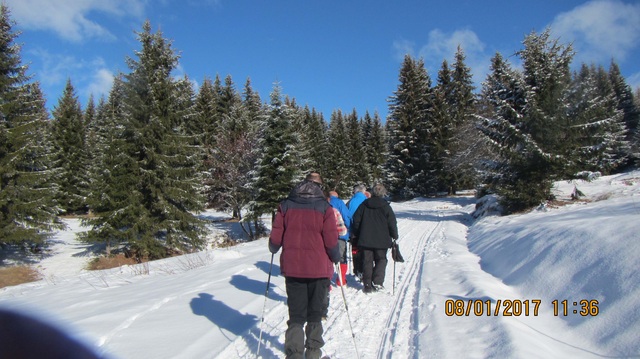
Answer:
[{"xmin": 1, "ymin": 6, "xmax": 638, "ymax": 259}]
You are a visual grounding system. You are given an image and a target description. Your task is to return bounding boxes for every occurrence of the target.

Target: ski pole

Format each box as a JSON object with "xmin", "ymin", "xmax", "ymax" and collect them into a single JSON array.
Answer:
[
  {"xmin": 336, "ymin": 263, "xmax": 360, "ymax": 359},
  {"xmin": 347, "ymin": 242, "xmax": 352, "ymax": 275},
  {"xmin": 393, "ymin": 256, "xmax": 396, "ymax": 296},
  {"xmin": 256, "ymin": 253, "xmax": 274, "ymax": 357}
]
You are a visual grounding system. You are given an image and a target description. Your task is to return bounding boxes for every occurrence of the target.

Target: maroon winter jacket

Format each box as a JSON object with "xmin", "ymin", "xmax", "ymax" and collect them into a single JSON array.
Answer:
[{"xmin": 269, "ymin": 180, "xmax": 340, "ymax": 279}]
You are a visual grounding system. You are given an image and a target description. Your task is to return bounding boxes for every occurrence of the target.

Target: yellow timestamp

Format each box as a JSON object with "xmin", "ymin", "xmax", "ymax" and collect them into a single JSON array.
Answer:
[
  {"xmin": 444, "ymin": 299, "xmax": 600, "ymax": 317},
  {"xmin": 444, "ymin": 299, "xmax": 542, "ymax": 316},
  {"xmin": 552, "ymin": 299, "xmax": 599, "ymax": 316}
]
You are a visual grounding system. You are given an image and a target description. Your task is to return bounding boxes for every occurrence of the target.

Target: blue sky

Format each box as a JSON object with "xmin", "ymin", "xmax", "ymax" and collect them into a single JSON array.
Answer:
[{"xmin": 5, "ymin": 0, "xmax": 640, "ymax": 121}]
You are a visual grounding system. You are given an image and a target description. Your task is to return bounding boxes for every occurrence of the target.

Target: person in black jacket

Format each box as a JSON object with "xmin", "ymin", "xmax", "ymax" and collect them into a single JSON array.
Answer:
[{"xmin": 351, "ymin": 183, "xmax": 398, "ymax": 293}]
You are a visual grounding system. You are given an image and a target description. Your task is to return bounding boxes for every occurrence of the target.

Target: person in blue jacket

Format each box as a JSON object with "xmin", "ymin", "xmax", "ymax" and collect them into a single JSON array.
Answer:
[
  {"xmin": 347, "ymin": 184, "xmax": 368, "ymax": 279},
  {"xmin": 347, "ymin": 184, "xmax": 367, "ymax": 217},
  {"xmin": 329, "ymin": 190, "xmax": 352, "ymax": 286}
]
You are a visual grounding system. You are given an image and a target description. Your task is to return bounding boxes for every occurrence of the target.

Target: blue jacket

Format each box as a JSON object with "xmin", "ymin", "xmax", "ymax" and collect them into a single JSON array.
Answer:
[
  {"xmin": 330, "ymin": 195, "xmax": 352, "ymax": 240},
  {"xmin": 347, "ymin": 192, "xmax": 367, "ymax": 218}
]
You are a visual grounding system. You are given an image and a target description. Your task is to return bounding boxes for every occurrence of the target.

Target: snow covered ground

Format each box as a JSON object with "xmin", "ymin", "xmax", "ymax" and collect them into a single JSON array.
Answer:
[{"xmin": 1, "ymin": 171, "xmax": 639, "ymax": 359}]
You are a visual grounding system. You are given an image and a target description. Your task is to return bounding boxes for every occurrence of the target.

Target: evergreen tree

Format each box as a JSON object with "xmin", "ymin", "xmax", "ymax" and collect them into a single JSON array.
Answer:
[
  {"xmin": 250, "ymin": 83, "xmax": 301, "ymax": 221},
  {"xmin": 195, "ymin": 77, "xmax": 221, "ymax": 208},
  {"xmin": 83, "ymin": 95, "xmax": 100, "ymax": 204},
  {"xmin": 0, "ymin": 5, "xmax": 63, "ymax": 248},
  {"xmin": 210, "ymin": 102, "xmax": 257, "ymax": 220},
  {"xmin": 592, "ymin": 65, "xmax": 629, "ymax": 172},
  {"xmin": 568, "ymin": 64, "xmax": 628, "ymax": 174},
  {"xmin": 446, "ymin": 46, "xmax": 478, "ymax": 192},
  {"xmin": 207, "ymin": 76, "xmax": 259, "ymax": 223},
  {"xmin": 433, "ymin": 59, "xmax": 456, "ymax": 191},
  {"xmin": 476, "ymin": 52, "xmax": 537, "ymax": 213},
  {"xmin": 609, "ymin": 61, "xmax": 640, "ymax": 167},
  {"xmin": 478, "ymin": 30, "xmax": 576, "ymax": 213},
  {"xmin": 80, "ymin": 21, "xmax": 206, "ymax": 259},
  {"xmin": 300, "ymin": 106, "xmax": 329, "ymax": 176},
  {"xmin": 325, "ymin": 110, "xmax": 351, "ymax": 194},
  {"xmin": 362, "ymin": 111, "xmax": 387, "ymax": 185},
  {"xmin": 80, "ymin": 76, "xmax": 129, "ymax": 256},
  {"xmin": 345, "ymin": 109, "xmax": 368, "ymax": 186},
  {"xmin": 194, "ymin": 77, "xmax": 218, "ymax": 149},
  {"xmin": 242, "ymin": 78, "xmax": 263, "ymax": 116},
  {"xmin": 51, "ymin": 79, "xmax": 90, "ymax": 214},
  {"xmin": 386, "ymin": 54, "xmax": 434, "ymax": 198},
  {"xmin": 219, "ymin": 75, "xmax": 238, "ymax": 115},
  {"xmin": 518, "ymin": 29, "xmax": 574, "ymax": 166},
  {"xmin": 633, "ymin": 88, "xmax": 640, "ymax": 164}
]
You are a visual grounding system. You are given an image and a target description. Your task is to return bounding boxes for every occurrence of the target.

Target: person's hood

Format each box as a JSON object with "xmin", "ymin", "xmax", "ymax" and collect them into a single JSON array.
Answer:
[
  {"xmin": 289, "ymin": 180, "xmax": 324, "ymax": 201},
  {"xmin": 364, "ymin": 196, "xmax": 388, "ymax": 209}
]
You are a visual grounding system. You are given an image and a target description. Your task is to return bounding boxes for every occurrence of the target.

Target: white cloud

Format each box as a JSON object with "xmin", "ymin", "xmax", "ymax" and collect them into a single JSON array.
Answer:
[
  {"xmin": 418, "ymin": 29, "xmax": 485, "ymax": 66},
  {"xmin": 392, "ymin": 39, "xmax": 416, "ymax": 62},
  {"xmin": 549, "ymin": 0, "xmax": 640, "ymax": 64},
  {"xmin": 627, "ymin": 71, "xmax": 640, "ymax": 91},
  {"xmin": 86, "ymin": 68, "xmax": 114, "ymax": 101},
  {"xmin": 421, "ymin": 29, "xmax": 489, "ymax": 84},
  {"xmin": 28, "ymin": 48, "xmax": 113, "ymax": 104},
  {"xmin": 4, "ymin": 0, "xmax": 146, "ymax": 42},
  {"xmin": 393, "ymin": 29, "xmax": 490, "ymax": 88}
]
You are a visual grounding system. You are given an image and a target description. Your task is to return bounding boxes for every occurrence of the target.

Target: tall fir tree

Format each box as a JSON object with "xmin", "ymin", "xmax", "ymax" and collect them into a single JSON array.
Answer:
[
  {"xmin": 361, "ymin": 111, "xmax": 387, "ymax": 186},
  {"xmin": 80, "ymin": 21, "xmax": 206, "ymax": 259},
  {"xmin": 568, "ymin": 64, "xmax": 628, "ymax": 174},
  {"xmin": 194, "ymin": 77, "xmax": 218, "ymax": 149},
  {"xmin": 609, "ymin": 61, "xmax": 639, "ymax": 167},
  {"xmin": 432, "ymin": 59, "xmax": 456, "ymax": 192},
  {"xmin": 476, "ymin": 52, "xmax": 535, "ymax": 213},
  {"xmin": 300, "ymin": 106, "xmax": 329, "ymax": 176},
  {"xmin": 208, "ymin": 76, "xmax": 259, "ymax": 222},
  {"xmin": 478, "ymin": 30, "xmax": 576, "ymax": 213},
  {"xmin": 386, "ymin": 54, "xmax": 434, "ymax": 198},
  {"xmin": 0, "ymin": 5, "xmax": 64, "ymax": 248},
  {"xmin": 518, "ymin": 29, "xmax": 574, "ymax": 166},
  {"xmin": 633, "ymin": 88, "xmax": 640, "ymax": 164},
  {"xmin": 446, "ymin": 46, "xmax": 478, "ymax": 192},
  {"xmin": 51, "ymin": 79, "xmax": 90, "ymax": 214},
  {"xmin": 250, "ymin": 83, "xmax": 301, "ymax": 221},
  {"xmin": 80, "ymin": 76, "xmax": 130, "ymax": 256},
  {"xmin": 346, "ymin": 109, "xmax": 368, "ymax": 186},
  {"xmin": 325, "ymin": 110, "xmax": 351, "ymax": 194}
]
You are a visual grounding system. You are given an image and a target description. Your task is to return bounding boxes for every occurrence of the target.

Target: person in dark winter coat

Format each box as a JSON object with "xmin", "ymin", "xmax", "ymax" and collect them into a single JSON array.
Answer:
[
  {"xmin": 347, "ymin": 184, "xmax": 368, "ymax": 279},
  {"xmin": 269, "ymin": 172, "xmax": 340, "ymax": 359},
  {"xmin": 351, "ymin": 183, "xmax": 398, "ymax": 293}
]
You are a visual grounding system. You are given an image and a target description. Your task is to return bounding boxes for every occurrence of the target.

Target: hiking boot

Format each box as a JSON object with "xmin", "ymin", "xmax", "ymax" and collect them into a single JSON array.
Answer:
[
  {"xmin": 363, "ymin": 285, "xmax": 377, "ymax": 293},
  {"xmin": 373, "ymin": 284, "xmax": 385, "ymax": 292}
]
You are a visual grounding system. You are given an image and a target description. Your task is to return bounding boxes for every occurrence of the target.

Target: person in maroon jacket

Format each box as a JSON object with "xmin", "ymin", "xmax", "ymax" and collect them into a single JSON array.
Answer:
[{"xmin": 269, "ymin": 172, "xmax": 340, "ymax": 359}]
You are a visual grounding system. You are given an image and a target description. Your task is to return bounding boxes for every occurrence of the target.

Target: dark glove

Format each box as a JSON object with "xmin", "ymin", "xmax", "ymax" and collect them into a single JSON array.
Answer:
[
  {"xmin": 349, "ymin": 236, "xmax": 358, "ymax": 246},
  {"xmin": 268, "ymin": 242, "xmax": 280, "ymax": 254}
]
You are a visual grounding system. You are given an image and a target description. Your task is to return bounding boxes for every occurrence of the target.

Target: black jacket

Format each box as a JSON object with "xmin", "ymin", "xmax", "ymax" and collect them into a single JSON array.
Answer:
[{"xmin": 351, "ymin": 197, "xmax": 398, "ymax": 249}]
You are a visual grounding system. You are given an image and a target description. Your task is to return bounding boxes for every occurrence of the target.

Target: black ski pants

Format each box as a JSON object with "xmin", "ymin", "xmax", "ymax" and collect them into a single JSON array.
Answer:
[
  {"xmin": 361, "ymin": 248, "xmax": 388, "ymax": 288},
  {"xmin": 284, "ymin": 277, "xmax": 330, "ymax": 359}
]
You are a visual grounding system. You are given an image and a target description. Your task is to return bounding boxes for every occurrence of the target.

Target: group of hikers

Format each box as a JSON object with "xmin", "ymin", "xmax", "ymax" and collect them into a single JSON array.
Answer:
[{"xmin": 268, "ymin": 172, "xmax": 399, "ymax": 359}]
